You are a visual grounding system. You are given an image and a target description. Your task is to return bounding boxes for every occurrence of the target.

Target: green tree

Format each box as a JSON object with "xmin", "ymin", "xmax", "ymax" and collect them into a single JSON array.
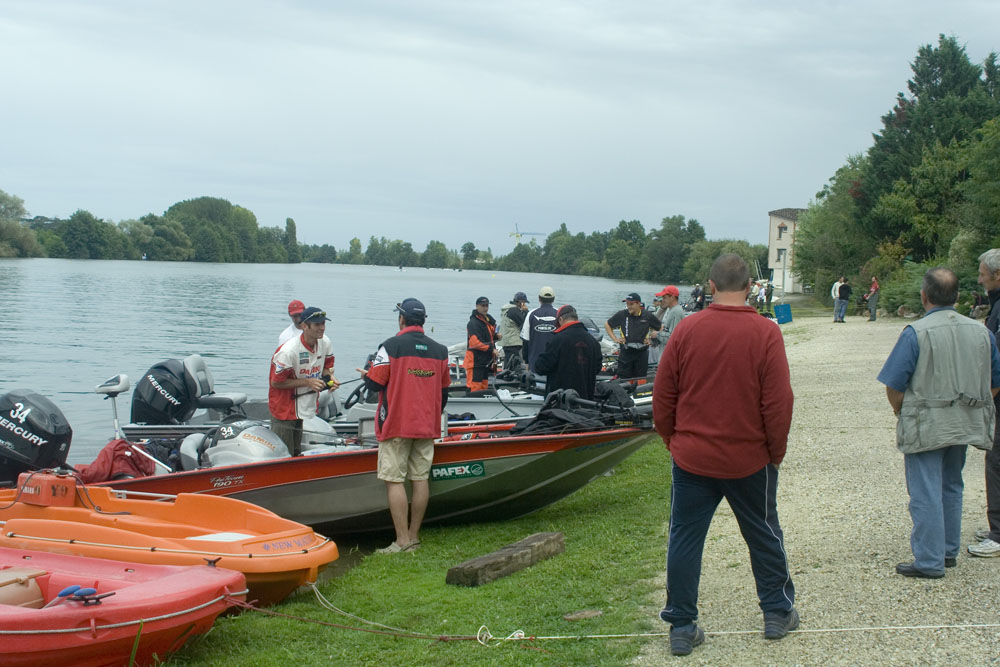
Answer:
[
  {"xmin": 284, "ymin": 218, "xmax": 301, "ymax": 263},
  {"xmin": 0, "ymin": 189, "xmax": 43, "ymax": 257},
  {"xmin": 422, "ymin": 240, "xmax": 450, "ymax": 268},
  {"xmin": 642, "ymin": 215, "xmax": 705, "ymax": 281},
  {"xmin": 347, "ymin": 237, "xmax": 364, "ymax": 264},
  {"xmin": 461, "ymin": 241, "xmax": 478, "ymax": 268}
]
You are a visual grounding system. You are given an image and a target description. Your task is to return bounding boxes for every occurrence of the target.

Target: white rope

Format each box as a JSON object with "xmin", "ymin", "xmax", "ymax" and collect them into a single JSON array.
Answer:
[
  {"xmin": 309, "ymin": 584, "xmax": 426, "ymax": 635},
  {"xmin": 0, "ymin": 589, "xmax": 248, "ymax": 635}
]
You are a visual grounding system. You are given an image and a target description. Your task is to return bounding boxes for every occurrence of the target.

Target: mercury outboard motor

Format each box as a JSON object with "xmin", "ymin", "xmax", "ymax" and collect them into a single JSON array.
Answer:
[
  {"xmin": 0, "ymin": 390, "xmax": 73, "ymax": 484},
  {"xmin": 130, "ymin": 359, "xmax": 198, "ymax": 425}
]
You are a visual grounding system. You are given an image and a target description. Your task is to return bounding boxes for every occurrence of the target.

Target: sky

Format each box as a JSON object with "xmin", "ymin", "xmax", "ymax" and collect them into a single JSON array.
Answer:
[{"xmin": 2, "ymin": 1, "xmax": 999, "ymax": 254}]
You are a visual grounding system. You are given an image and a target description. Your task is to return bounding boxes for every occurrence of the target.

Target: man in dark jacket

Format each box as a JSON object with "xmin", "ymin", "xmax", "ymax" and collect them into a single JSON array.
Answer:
[
  {"xmin": 971, "ymin": 248, "xmax": 1000, "ymax": 558},
  {"xmin": 521, "ymin": 286, "xmax": 559, "ymax": 373},
  {"xmin": 534, "ymin": 305, "xmax": 603, "ymax": 400},
  {"xmin": 463, "ymin": 296, "xmax": 500, "ymax": 392}
]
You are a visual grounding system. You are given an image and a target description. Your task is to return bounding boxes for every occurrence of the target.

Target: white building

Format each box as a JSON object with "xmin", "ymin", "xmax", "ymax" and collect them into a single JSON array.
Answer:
[{"xmin": 767, "ymin": 208, "xmax": 806, "ymax": 294}]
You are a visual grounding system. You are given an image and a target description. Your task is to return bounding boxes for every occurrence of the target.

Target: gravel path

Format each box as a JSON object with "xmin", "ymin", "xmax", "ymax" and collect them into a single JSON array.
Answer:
[{"xmin": 636, "ymin": 313, "xmax": 1000, "ymax": 665}]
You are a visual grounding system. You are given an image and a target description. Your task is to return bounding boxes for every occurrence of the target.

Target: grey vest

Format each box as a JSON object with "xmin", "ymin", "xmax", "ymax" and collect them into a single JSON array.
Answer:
[{"xmin": 897, "ymin": 308, "xmax": 996, "ymax": 453}]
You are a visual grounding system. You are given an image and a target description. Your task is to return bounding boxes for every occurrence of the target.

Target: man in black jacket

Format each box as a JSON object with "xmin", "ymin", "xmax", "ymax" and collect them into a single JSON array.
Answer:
[
  {"xmin": 534, "ymin": 305, "xmax": 603, "ymax": 400},
  {"xmin": 971, "ymin": 248, "xmax": 1000, "ymax": 558}
]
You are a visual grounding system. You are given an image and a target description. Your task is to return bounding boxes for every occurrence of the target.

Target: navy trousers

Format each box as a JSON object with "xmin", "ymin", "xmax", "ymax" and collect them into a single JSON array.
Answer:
[{"xmin": 660, "ymin": 461, "xmax": 795, "ymax": 626}]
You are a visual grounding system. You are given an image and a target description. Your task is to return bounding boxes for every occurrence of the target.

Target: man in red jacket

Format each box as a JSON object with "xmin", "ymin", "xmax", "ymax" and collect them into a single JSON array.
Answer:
[
  {"xmin": 653, "ymin": 254, "xmax": 797, "ymax": 656},
  {"xmin": 362, "ymin": 298, "xmax": 451, "ymax": 554}
]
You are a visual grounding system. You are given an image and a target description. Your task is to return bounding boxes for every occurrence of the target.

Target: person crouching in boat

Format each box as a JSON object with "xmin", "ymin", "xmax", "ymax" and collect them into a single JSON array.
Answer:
[
  {"xmin": 464, "ymin": 296, "xmax": 500, "ymax": 392},
  {"xmin": 268, "ymin": 307, "xmax": 339, "ymax": 456},
  {"xmin": 361, "ymin": 298, "xmax": 451, "ymax": 554}
]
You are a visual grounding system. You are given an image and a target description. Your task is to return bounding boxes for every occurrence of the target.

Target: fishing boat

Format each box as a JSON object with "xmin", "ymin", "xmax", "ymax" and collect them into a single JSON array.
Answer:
[
  {"xmin": 0, "ymin": 472, "xmax": 339, "ymax": 605},
  {"xmin": 0, "ymin": 546, "xmax": 245, "ymax": 667}
]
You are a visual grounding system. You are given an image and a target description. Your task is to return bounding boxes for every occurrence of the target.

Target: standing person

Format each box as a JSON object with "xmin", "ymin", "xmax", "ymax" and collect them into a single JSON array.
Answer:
[
  {"xmin": 278, "ymin": 299, "xmax": 305, "ymax": 345},
  {"xmin": 648, "ymin": 293, "xmax": 666, "ymax": 366},
  {"xmin": 831, "ymin": 276, "xmax": 845, "ymax": 322},
  {"xmin": 765, "ymin": 282, "xmax": 774, "ymax": 312},
  {"xmin": 604, "ymin": 292, "xmax": 662, "ymax": 381},
  {"xmin": 464, "ymin": 297, "xmax": 499, "ymax": 392},
  {"xmin": 653, "ymin": 254, "xmax": 796, "ymax": 656},
  {"xmin": 865, "ymin": 276, "xmax": 880, "ymax": 321},
  {"xmin": 499, "ymin": 292, "xmax": 529, "ymax": 368},
  {"xmin": 361, "ymin": 298, "xmax": 451, "ymax": 554},
  {"xmin": 268, "ymin": 306, "xmax": 339, "ymax": 456},
  {"xmin": 835, "ymin": 278, "xmax": 852, "ymax": 323},
  {"xmin": 690, "ymin": 284, "xmax": 705, "ymax": 311},
  {"xmin": 877, "ymin": 267, "xmax": 1000, "ymax": 576},
  {"xmin": 521, "ymin": 286, "xmax": 558, "ymax": 373},
  {"xmin": 756, "ymin": 282, "xmax": 766, "ymax": 311},
  {"xmin": 533, "ymin": 305, "xmax": 602, "ymax": 400},
  {"xmin": 649, "ymin": 286, "xmax": 685, "ymax": 366},
  {"xmin": 971, "ymin": 249, "xmax": 1000, "ymax": 558}
]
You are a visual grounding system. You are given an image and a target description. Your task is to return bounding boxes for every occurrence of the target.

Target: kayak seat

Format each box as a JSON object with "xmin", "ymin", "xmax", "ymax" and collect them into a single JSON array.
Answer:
[{"xmin": 183, "ymin": 354, "xmax": 248, "ymax": 411}]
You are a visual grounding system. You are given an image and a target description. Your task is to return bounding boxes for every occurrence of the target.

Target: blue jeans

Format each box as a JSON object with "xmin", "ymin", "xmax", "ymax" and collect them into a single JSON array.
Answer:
[
  {"xmin": 834, "ymin": 299, "xmax": 848, "ymax": 321},
  {"xmin": 660, "ymin": 462, "xmax": 795, "ymax": 626},
  {"xmin": 903, "ymin": 445, "xmax": 967, "ymax": 573}
]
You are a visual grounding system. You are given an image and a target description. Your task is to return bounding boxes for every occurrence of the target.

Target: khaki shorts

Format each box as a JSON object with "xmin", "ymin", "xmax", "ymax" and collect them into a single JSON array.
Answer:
[{"xmin": 377, "ymin": 437, "xmax": 434, "ymax": 483}]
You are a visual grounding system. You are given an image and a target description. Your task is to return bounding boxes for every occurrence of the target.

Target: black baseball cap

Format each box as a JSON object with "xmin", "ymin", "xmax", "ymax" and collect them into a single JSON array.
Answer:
[
  {"xmin": 476, "ymin": 296, "xmax": 490, "ymax": 305},
  {"xmin": 300, "ymin": 306, "xmax": 330, "ymax": 323},
  {"xmin": 395, "ymin": 298, "xmax": 426, "ymax": 317},
  {"xmin": 513, "ymin": 291, "xmax": 528, "ymax": 303},
  {"xmin": 622, "ymin": 292, "xmax": 642, "ymax": 302}
]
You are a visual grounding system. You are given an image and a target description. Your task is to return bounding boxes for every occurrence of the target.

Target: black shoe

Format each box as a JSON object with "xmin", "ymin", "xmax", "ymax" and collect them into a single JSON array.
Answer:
[
  {"xmin": 763, "ymin": 608, "xmax": 799, "ymax": 640},
  {"xmin": 895, "ymin": 562, "xmax": 944, "ymax": 578},
  {"xmin": 945, "ymin": 557, "xmax": 957, "ymax": 568},
  {"xmin": 669, "ymin": 623, "xmax": 705, "ymax": 656}
]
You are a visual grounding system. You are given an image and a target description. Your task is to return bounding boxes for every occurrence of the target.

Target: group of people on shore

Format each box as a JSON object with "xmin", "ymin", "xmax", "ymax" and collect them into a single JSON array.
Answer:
[
  {"xmin": 260, "ymin": 248, "xmax": 1000, "ymax": 657},
  {"xmin": 831, "ymin": 275, "xmax": 880, "ymax": 322}
]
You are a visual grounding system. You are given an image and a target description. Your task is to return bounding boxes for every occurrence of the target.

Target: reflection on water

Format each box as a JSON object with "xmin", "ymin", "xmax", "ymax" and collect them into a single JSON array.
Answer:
[{"xmin": 0, "ymin": 258, "xmax": 679, "ymax": 464}]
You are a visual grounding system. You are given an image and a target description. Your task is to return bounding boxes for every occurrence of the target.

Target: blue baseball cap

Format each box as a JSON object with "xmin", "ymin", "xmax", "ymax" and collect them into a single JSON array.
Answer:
[
  {"xmin": 299, "ymin": 306, "xmax": 330, "ymax": 324},
  {"xmin": 395, "ymin": 298, "xmax": 426, "ymax": 317}
]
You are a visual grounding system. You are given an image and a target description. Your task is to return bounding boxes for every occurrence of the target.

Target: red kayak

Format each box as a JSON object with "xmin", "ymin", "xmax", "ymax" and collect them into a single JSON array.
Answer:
[{"xmin": 0, "ymin": 546, "xmax": 246, "ymax": 666}]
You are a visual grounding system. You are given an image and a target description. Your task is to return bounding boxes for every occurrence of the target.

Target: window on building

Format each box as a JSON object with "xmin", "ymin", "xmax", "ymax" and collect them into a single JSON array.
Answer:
[
  {"xmin": 777, "ymin": 224, "xmax": 787, "ymax": 240},
  {"xmin": 777, "ymin": 248, "xmax": 786, "ymax": 262}
]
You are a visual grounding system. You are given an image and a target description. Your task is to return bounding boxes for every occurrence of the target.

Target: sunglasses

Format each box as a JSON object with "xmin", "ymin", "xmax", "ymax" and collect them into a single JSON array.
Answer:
[{"xmin": 302, "ymin": 311, "xmax": 326, "ymax": 322}]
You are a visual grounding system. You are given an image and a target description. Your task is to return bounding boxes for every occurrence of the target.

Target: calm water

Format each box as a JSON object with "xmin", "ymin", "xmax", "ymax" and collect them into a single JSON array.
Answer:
[{"xmin": 0, "ymin": 258, "xmax": 682, "ymax": 463}]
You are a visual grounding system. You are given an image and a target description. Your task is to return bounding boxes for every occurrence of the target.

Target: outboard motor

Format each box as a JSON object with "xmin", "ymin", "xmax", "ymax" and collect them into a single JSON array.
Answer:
[
  {"xmin": 0, "ymin": 390, "xmax": 72, "ymax": 484},
  {"xmin": 204, "ymin": 420, "xmax": 290, "ymax": 467},
  {"xmin": 130, "ymin": 359, "xmax": 198, "ymax": 425}
]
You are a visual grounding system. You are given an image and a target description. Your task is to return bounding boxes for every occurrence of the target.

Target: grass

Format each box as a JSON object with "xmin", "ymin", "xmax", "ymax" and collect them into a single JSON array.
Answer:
[{"xmin": 167, "ymin": 440, "xmax": 671, "ymax": 666}]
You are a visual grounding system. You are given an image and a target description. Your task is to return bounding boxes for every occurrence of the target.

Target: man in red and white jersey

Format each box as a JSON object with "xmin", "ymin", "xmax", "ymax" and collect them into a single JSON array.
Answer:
[
  {"xmin": 361, "ymin": 298, "xmax": 450, "ymax": 554},
  {"xmin": 268, "ymin": 306, "xmax": 339, "ymax": 455}
]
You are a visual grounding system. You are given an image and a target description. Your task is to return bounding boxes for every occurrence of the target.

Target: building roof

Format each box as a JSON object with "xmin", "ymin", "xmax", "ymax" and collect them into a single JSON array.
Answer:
[{"xmin": 768, "ymin": 208, "xmax": 806, "ymax": 221}]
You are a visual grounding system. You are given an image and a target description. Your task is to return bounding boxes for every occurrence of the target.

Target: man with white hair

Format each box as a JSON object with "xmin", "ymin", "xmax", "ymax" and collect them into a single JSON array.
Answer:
[{"xmin": 971, "ymin": 248, "xmax": 1000, "ymax": 558}]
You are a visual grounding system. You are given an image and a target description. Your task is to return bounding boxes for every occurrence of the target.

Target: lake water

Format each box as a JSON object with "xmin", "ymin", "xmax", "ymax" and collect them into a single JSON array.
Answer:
[{"xmin": 0, "ymin": 258, "xmax": 682, "ymax": 464}]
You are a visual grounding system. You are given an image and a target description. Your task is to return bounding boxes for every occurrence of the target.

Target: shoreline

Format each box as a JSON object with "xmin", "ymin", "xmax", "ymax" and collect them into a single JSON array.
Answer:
[{"xmin": 637, "ymin": 311, "xmax": 1000, "ymax": 664}]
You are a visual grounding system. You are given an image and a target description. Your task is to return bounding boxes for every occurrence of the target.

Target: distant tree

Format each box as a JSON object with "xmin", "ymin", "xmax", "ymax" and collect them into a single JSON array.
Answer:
[
  {"xmin": 496, "ymin": 240, "xmax": 542, "ymax": 272},
  {"xmin": 642, "ymin": 215, "xmax": 705, "ymax": 282},
  {"xmin": 422, "ymin": 240, "xmax": 450, "ymax": 268},
  {"xmin": 0, "ymin": 189, "xmax": 43, "ymax": 257},
  {"xmin": 461, "ymin": 241, "xmax": 478, "ymax": 267},
  {"xmin": 347, "ymin": 237, "xmax": 364, "ymax": 264},
  {"xmin": 284, "ymin": 218, "xmax": 301, "ymax": 263}
]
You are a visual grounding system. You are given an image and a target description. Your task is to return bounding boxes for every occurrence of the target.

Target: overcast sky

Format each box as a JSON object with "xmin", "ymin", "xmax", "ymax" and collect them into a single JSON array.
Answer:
[{"xmin": 2, "ymin": 1, "xmax": 998, "ymax": 254}]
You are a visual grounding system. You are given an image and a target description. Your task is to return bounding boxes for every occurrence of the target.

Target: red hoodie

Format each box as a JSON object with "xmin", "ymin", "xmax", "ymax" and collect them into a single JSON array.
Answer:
[{"xmin": 653, "ymin": 304, "xmax": 794, "ymax": 478}]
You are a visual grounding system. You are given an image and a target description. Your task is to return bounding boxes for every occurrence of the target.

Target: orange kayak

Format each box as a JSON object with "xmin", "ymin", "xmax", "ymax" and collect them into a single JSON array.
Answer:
[{"xmin": 0, "ymin": 472, "xmax": 338, "ymax": 606}]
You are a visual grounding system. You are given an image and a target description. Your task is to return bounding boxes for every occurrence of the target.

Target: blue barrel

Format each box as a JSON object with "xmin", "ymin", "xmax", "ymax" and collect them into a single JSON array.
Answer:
[{"xmin": 774, "ymin": 303, "xmax": 792, "ymax": 324}]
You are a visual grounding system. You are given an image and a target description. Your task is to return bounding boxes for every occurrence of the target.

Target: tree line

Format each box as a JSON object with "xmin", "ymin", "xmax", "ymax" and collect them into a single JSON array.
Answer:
[
  {"xmin": 0, "ymin": 189, "xmax": 767, "ymax": 285},
  {"xmin": 793, "ymin": 34, "xmax": 1000, "ymax": 313}
]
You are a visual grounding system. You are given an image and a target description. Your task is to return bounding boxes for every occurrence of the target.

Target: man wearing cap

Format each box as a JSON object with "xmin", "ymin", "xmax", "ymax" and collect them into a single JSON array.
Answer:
[
  {"xmin": 499, "ymin": 292, "xmax": 529, "ymax": 368},
  {"xmin": 268, "ymin": 306, "xmax": 339, "ymax": 456},
  {"xmin": 278, "ymin": 300, "xmax": 305, "ymax": 345},
  {"xmin": 362, "ymin": 298, "xmax": 451, "ymax": 553},
  {"xmin": 649, "ymin": 286, "xmax": 685, "ymax": 366},
  {"xmin": 521, "ymin": 286, "xmax": 559, "ymax": 373},
  {"xmin": 605, "ymin": 292, "xmax": 662, "ymax": 381},
  {"xmin": 464, "ymin": 297, "xmax": 500, "ymax": 392},
  {"xmin": 534, "ymin": 305, "xmax": 602, "ymax": 400}
]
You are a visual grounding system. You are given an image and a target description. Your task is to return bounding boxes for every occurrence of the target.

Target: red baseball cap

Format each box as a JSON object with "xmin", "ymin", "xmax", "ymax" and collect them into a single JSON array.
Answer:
[
  {"xmin": 287, "ymin": 300, "xmax": 305, "ymax": 315},
  {"xmin": 655, "ymin": 286, "xmax": 680, "ymax": 298}
]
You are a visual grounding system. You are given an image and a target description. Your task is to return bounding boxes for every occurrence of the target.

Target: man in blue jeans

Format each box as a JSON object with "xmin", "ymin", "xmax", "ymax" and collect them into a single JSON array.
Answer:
[
  {"xmin": 877, "ymin": 267, "xmax": 1000, "ymax": 577},
  {"xmin": 653, "ymin": 254, "xmax": 797, "ymax": 656}
]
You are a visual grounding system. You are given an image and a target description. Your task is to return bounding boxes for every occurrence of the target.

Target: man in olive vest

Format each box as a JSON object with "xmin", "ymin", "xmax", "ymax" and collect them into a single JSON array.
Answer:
[{"xmin": 877, "ymin": 267, "xmax": 1000, "ymax": 578}]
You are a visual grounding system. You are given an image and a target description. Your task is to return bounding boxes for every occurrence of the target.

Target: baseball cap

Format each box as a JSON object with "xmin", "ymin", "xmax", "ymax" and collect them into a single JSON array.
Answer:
[
  {"xmin": 556, "ymin": 304, "xmax": 577, "ymax": 319},
  {"xmin": 476, "ymin": 296, "xmax": 490, "ymax": 305},
  {"xmin": 287, "ymin": 299, "xmax": 305, "ymax": 315},
  {"xmin": 513, "ymin": 291, "xmax": 528, "ymax": 303},
  {"xmin": 622, "ymin": 292, "xmax": 642, "ymax": 302},
  {"xmin": 539, "ymin": 286, "xmax": 555, "ymax": 298},
  {"xmin": 395, "ymin": 298, "xmax": 426, "ymax": 317},
  {"xmin": 655, "ymin": 286, "xmax": 680, "ymax": 298},
  {"xmin": 299, "ymin": 306, "xmax": 330, "ymax": 324}
]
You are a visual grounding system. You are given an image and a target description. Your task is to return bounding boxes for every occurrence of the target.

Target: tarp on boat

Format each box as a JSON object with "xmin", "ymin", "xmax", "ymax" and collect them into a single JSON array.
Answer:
[{"xmin": 75, "ymin": 439, "xmax": 156, "ymax": 483}]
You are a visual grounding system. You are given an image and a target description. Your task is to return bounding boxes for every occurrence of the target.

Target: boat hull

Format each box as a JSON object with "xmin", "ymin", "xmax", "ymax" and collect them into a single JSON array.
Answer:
[
  {"xmin": 0, "ymin": 546, "xmax": 245, "ymax": 667},
  {"xmin": 103, "ymin": 428, "xmax": 658, "ymax": 534}
]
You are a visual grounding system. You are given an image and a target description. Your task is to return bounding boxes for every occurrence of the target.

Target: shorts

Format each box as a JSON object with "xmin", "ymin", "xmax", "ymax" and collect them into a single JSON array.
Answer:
[
  {"xmin": 270, "ymin": 417, "xmax": 303, "ymax": 456},
  {"xmin": 377, "ymin": 437, "xmax": 435, "ymax": 483}
]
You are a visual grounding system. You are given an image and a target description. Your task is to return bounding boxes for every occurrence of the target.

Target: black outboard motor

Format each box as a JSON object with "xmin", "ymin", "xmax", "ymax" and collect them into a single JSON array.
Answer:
[
  {"xmin": 0, "ymin": 390, "xmax": 72, "ymax": 484},
  {"xmin": 130, "ymin": 358, "xmax": 198, "ymax": 425}
]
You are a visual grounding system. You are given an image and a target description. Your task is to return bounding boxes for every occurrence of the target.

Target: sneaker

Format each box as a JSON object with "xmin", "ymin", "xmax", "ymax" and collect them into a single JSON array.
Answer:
[
  {"xmin": 974, "ymin": 528, "xmax": 991, "ymax": 541},
  {"xmin": 669, "ymin": 623, "xmax": 705, "ymax": 656},
  {"xmin": 763, "ymin": 608, "xmax": 800, "ymax": 640},
  {"xmin": 968, "ymin": 538, "xmax": 1000, "ymax": 558}
]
